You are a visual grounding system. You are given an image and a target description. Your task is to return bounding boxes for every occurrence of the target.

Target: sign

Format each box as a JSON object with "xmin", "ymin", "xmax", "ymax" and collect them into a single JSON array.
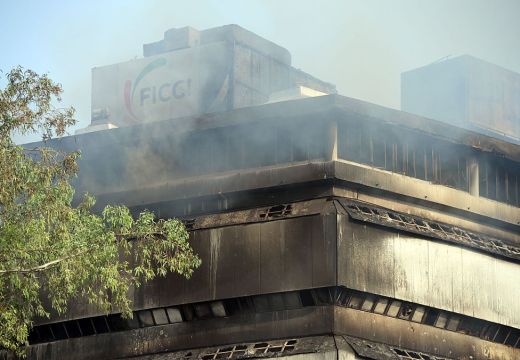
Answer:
[{"xmin": 91, "ymin": 42, "xmax": 231, "ymax": 126}]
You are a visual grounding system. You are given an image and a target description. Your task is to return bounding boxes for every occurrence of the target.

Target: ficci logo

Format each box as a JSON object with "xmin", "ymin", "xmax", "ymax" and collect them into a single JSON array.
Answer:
[{"xmin": 124, "ymin": 57, "xmax": 192, "ymax": 123}]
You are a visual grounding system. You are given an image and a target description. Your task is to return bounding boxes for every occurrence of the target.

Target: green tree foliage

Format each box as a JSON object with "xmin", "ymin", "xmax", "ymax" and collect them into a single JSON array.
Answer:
[{"xmin": 0, "ymin": 67, "xmax": 201, "ymax": 354}]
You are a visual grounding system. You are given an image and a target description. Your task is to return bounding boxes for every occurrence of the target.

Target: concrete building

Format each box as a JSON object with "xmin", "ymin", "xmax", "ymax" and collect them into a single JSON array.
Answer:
[
  {"xmin": 402, "ymin": 55, "xmax": 520, "ymax": 144},
  {"xmin": 9, "ymin": 25, "xmax": 520, "ymax": 360},
  {"xmin": 85, "ymin": 24, "xmax": 335, "ymax": 131}
]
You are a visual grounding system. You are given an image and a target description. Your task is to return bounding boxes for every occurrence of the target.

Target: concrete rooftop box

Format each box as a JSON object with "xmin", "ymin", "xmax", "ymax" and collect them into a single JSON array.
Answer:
[
  {"xmin": 90, "ymin": 24, "xmax": 335, "ymax": 128},
  {"xmin": 401, "ymin": 55, "xmax": 520, "ymax": 144}
]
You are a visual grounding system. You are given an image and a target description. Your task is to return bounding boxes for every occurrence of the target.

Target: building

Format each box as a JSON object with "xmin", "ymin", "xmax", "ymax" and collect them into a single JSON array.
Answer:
[
  {"xmin": 15, "ymin": 26, "xmax": 520, "ymax": 360},
  {"xmin": 402, "ymin": 55, "xmax": 520, "ymax": 144},
  {"xmin": 84, "ymin": 24, "xmax": 335, "ymax": 132}
]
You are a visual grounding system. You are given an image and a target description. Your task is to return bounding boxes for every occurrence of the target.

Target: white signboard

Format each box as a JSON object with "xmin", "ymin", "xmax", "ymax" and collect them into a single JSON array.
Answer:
[{"xmin": 91, "ymin": 42, "xmax": 230, "ymax": 126}]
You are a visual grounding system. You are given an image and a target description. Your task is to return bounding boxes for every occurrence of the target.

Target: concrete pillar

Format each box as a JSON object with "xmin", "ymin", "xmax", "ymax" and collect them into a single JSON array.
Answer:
[
  {"xmin": 468, "ymin": 157, "xmax": 479, "ymax": 196},
  {"xmin": 329, "ymin": 120, "xmax": 338, "ymax": 161}
]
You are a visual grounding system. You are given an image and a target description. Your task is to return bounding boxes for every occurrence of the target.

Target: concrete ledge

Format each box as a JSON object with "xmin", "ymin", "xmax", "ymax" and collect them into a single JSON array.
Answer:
[{"xmin": 334, "ymin": 307, "xmax": 520, "ymax": 360}]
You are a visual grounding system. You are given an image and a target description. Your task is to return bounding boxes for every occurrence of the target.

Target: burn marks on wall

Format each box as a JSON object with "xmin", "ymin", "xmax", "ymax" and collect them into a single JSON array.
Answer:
[
  {"xmin": 28, "ymin": 291, "xmax": 305, "ymax": 345},
  {"xmin": 179, "ymin": 199, "xmax": 325, "ymax": 231},
  {"xmin": 338, "ymin": 121, "xmax": 471, "ymax": 191},
  {"xmin": 337, "ymin": 117, "xmax": 520, "ymax": 209},
  {"xmin": 479, "ymin": 155, "xmax": 520, "ymax": 206},
  {"xmin": 332, "ymin": 287, "xmax": 520, "ymax": 350},
  {"xmin": 340, "ymin": 199, "xmax": 520, "ymax": 261},
  {"xmin": 74, "ymin": 114, "xmax": 334, "ymax": 198},
  {"xmin": 29, "ymin": 287, "xmax": 520, "ymax": 352},
  {"xmin": 155, "ymin": 120, "xmax": 330, "ymax": 180}
]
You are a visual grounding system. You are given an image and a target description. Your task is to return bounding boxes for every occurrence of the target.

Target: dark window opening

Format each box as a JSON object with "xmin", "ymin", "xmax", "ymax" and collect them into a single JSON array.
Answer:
[
  {"xmin": 338, "ymin": 122, "xmax": 490, "ymax": 195},
  {"xmin": 479, "ymin": 156, "xmax": 520, "ymax": 206},
  {"xmin": 29, "ymin": 286, "xmax": 520, "ymax": 352}
]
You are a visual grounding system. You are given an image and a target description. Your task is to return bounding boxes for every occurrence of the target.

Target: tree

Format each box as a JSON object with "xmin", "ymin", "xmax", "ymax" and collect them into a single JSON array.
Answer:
[{"xmin": 0, "ymin": 67, "xmax": 201, "ymax": 355}]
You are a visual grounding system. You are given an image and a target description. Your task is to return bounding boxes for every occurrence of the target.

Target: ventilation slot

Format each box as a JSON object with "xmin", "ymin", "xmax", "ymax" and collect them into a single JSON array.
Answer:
[
  {"xmin": 29, "ymin": 287, "xmax": 520, "ymax": 351},
  {"xmin": 333, "ymin": 287, "xmax": 520, "ymax": 350},
  {"xmin": 201, "ymin": 345, "xmax": 248, "ymax": 360},
  {"xmin": 344, "ymin": 335, "xmax": 452, "ymax": 360},
  {"xmin": 198, "ymin": 339, "xmax": 297, "ymax": 360},
  {"xmin": 259, "ymin": 204, "xmax": 293, "ymax": 219},
  {"xmin": 253, "ymin": 339, "xmax": 297, "ymax": 355}
]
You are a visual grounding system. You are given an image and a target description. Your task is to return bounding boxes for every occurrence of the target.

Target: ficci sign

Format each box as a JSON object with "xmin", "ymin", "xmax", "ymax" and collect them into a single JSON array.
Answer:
[{"xmin": 91, "ymin": 43, "xmax": 230, "ymax": 126}]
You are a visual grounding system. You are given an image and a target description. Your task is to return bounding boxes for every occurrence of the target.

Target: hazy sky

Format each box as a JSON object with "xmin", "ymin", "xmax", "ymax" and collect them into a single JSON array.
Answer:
[{"xmin": 2, "ymin": 0, "xmax": 520, "ymax": 142}]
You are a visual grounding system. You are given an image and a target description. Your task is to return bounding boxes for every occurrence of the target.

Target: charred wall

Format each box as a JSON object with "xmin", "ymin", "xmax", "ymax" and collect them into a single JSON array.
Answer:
[
  {"xmin": 36, "ymin": 199, "xmax": 337, "ymax": 324},
  {"xmin": 18, "ymin": 94, "xmax": 520, "ymax": 360},
  {"xmin": 337, "ymin": 214, "xmax": 520, "ymax": 328},
  {"xmin": 22, "ymin": 196, "xmax": 520, "ymax": 359},
  {"xmin": 34, "ymin": 196, "xmax": 520, "ymax": 330},
  {"xmin": 37, "ymin": 95, "xmax": 520, "ymax": 220}
]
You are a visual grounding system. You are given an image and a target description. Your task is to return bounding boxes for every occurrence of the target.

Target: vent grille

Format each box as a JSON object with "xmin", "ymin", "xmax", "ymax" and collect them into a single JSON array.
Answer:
[
  {"xmin": 392, "ymin": 348, "xmax": 450, "ymax": 360},
  {"xmin": 343, "ymin": 336, "xmax": 454, "ymax": 360},
  {"xmin": 341, "ymin": 199, "xmax": 520, "ymax": 261},
  {"xmin": 259, "ymin": 204, "xmax": 293, "ymax": 219},
  {"xmin": 253, "ymin": 339, "xmax": 297, "ymax": 355},
  {"xmin": 201, "ymin": 345, "xmax": 248, "ymax": 360},
  {"xmin": 199, "ymin": 339, "xmax": 297, "ymax": 360}
]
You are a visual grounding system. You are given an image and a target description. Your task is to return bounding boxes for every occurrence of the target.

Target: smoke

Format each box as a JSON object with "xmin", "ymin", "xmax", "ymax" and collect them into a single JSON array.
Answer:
[
  {"xmin": 4, "ymin": 0, "xmax": 520, "ymax": 145},
  {"xmin": 11, "ymin": 2, "xmax": 520, "ymax": 339},
  {"xmin": 9, "ymin": 2, "xmax": 520, "ymax": 213}
]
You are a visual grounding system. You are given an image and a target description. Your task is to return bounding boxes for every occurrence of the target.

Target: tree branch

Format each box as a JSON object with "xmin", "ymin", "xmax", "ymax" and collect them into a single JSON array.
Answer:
[{"xmin": 0, "ymin": 248, "xmax": 90, "ymax": 276}]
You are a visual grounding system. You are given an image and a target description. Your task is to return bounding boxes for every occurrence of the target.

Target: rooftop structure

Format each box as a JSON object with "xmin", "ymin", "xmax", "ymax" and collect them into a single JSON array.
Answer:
[
  {"xmin": 85, "ymin": 24, "xmax": 335, "ymax": 132},
  {"xmin": 402, "ymin": 55, "xmax": 520, "ymax": 144}
]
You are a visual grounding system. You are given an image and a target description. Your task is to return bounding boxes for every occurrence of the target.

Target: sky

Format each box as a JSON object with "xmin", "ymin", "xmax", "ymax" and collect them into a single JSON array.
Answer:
[{"xmin": 2, "ymin": 0, "xmax": 520, "ymax": 143}]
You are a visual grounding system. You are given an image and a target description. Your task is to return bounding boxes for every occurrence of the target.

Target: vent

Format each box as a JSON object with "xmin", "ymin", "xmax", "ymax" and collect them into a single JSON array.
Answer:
[
  {"xmin": 259, "ymin": 204, "xmax": 293, "ymax": 219},
  {"xmin": 199, "ymin": 339, "xmax": 296, "ymax": 360},
  {"xmin": 253, "ymin": 339, "xmax": 297, "ymax": 355},
  {"xmin": 392, "ymin": 348, "xmax": 451, "ymax": 360},
  {"xmin": 201, "ymin": 345, "xmax": 248, "ymax": 360},
  {"xmin": 334, "ymin": 287, "xmax": 520, "ymax": 350},
  {"xmin": 341, "ymin": 199, "xmax": 520, "ymax": 261},
  {"xmin": 343, "ymin": 336, "xmax": 454, "ymax": 360}
]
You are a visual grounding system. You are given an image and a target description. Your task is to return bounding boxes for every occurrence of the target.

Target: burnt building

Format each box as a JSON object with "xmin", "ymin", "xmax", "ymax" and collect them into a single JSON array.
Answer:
[{"xmin": 13, "ymin": 25, "xmax": 520, "ymax": 359}]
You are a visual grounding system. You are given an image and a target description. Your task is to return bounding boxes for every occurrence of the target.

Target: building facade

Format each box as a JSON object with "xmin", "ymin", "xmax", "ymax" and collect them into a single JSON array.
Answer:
[{"xmin": 11, "ymin": 26, "xmax": 520, "ymax": 360}]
